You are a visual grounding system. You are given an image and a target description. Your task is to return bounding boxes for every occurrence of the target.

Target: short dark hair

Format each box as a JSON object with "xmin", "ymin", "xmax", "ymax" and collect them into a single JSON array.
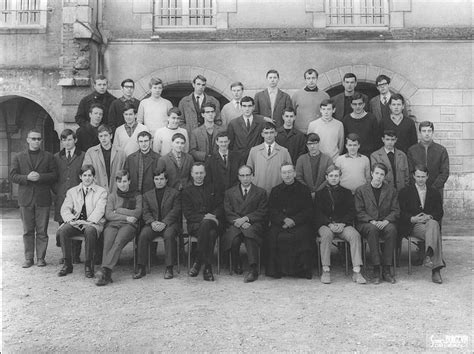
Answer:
[
  {"xmin": 325, "ymin": 164, "xmax": 341, "ymax": 176},
  {"xmin": 97, "ymin": 124, "xmax": 112, "ymax": 135},
  {"xmin": 230, "ymin": 82, "xmax": 244, "ymax": 90},
  {"xmin": 149, "ymin": 77, "xmax": 163, "ymax": 88},
  {"xmin": 414, "ymin": 164, "xmax": 429, "ymax": 174},
  {"xmin": 304, "ymin": 68, "xmax": 319, "ymax": 79},
  {"xmin": 80, "ymin": 164, "xmax": 96, "ymax": 176},
  {"xmin": 93, "ymin": 74, "xmax": 107, "ymax": 83},
  {"xmin": 240, "ymin": 96, "xmax": 254, "ymax": 106},
  {"xmin": 280, "ymin": 162, "xmax": 295, "ymax": 171},
  {"xmin": 193, "ymin": 75, "xmax": 207, "ymax": 84},
  {"xmin": 306, "ymin": 133, "xmax": 320, "ymax": 143},
  {"xmin": 60, "ymin": 128, "xmax": 76, "ymax": 140},
  {"xmin": 123, "ymin": 101, "xmax": 137, "ymax": 113},
  {"xmin": 168, "ymin": 107, "xmax": 181, "ymax": 116},
  {"xmin": 171, "ymin": 132, "xmax": 186, "ymax": 142},
  {"xmin": 121, "ymin": 78, "xmax": 135, "ymax": 87},
  {"xmin": 320, "ymin": 99, "xmax": 334, "ymax": 108},
  {"xmin": 282, "ymin": 107, "xmax": 295, "ymax": 115},
  {"xmin": 115, "ymin": 169, "xmax": 130, "ymax": 181},
  {"xmin": 375, "ymin": 74, "xmax": 391, "ymax": 85},
  {"xmin": 343, "ymin": 73, "xmax": 357, "ymax": 81},
  {"xmin": 350, "ymin": 92, "xmax": 365, "ymax": 103},
  {"xmin": 389, "ymin": 93, "xmax": 405, "ymax": 105},
  {"xmin": 89, "ymin": 103, "xmax": 104, "ymax": 114},
  {"xmin": 263, "ymin": 122, "xmax": 277, "ymax": 131},
  {"xmin": 153, "ymin": 169, "xmax": 168, "ymax": 179},
  {"xmin": 238, "ymin": 165, "xmax": 253, "ymax": 175},
  {"xmin": 27, "ymin": 128, "xmax": 42, "ymax": 137},
  {"xmin": 382, "ymin": 130, "xmax": 397, "ymax": 138},
  {"xmin": 418, "ymin": 121, "xmax": 434, "ymax": 132},
  {"xmin": 201, "ymin": 102, "xmax": 216, "ymax": 114},
  {"xmin": 266, "ymin": 69, "xmax": 279, "ymax": 78},
  {"xmin": 191, "ymin": 162, "xmax": 206, "ymax": 173},
  {"xmin": 346, "ymin": 133, "xmax": 361, "ymax": 144},
  {"xmin": 215, "ymin": 131, "xmax": 229, "ymax": 141},
  {"xmin": 137, "ymin": 131, "xmax": 152, "ymax": 141},
  {"xmin": 371, "ymin": 162, "xmax": 388, "ymax": 174}
]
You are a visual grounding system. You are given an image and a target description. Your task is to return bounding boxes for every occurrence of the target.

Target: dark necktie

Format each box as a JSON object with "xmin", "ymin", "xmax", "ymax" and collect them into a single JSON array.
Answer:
[
  {"xmin": 196, "ymin": 96, "xmax": 200, "ymax": 108},
  {"xmin": 67, "ymin": 151, "xmax": 72, "ymax": 162},
  {"xmin": 246, "ymin": 118, "xmax": 251, "ymax": 131},
  {"xmin": 382, "ymin": 96, "xmax": 388, "ymax": 105},
  {"xmin": 138, "ymin": 152, "xmax": 144, "ymax": 192},
  {"xmin": 223, "ymin": 154, "xmax": 227, "ymax": 167},
  {"xmin": 243, "ymin": 188, "xmax": 248, "ymax": 200},
  {"xmin": 267, "ymin": 145, "xmax": 271, "ymax": 156}
]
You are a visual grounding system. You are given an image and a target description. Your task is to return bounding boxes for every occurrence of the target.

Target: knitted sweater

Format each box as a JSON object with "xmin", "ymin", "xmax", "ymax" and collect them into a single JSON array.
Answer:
[
  {"xmin": 307, "ymin": 118, "xmax": 344, "ymax": 161},
  {"xmin": 292, "ymin": 89, "xmax": 330, "ymax": 133},
  {"xmin": 137, "ymin": 96, "xmax": 173, "ymax": 135},
  {"xmin": 152, "ymin": 127, "xmax": 189, "ymax": 156},
  {"xmin": 113, "ymin": 123, "xmax": 149, "ymax": 156}
]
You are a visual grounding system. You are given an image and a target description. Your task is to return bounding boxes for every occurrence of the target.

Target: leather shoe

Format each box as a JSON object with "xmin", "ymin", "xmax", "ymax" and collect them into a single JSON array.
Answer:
[
  {"xmin": 37, "ymin": 259, "xmax": 46, "ymax": 267},
  {"xmin": 58, "ymin": 264, "xmax": 73, "ymax": 277},
  {"xmin": 22, "ymin": 259, "xmax": 34, "ymax": 268},
  {"xmin": 423, "ymin": 256, "xmax": 434, "ymax": 269},
  {"xmin": 203, "ymin": 267, "xmax": 214, "ymax": 281},
  {"xmin": 95, "ymin": 268, "xmax": 110, "ymax": 286},
  {"xmin": 188, "ymin": 263, "xmax": 201, "ymax": 277},
  {"xmin": 244, "ymin": 270, "xmax": 258, "ymax": 283},
  {"xmin": 164, "ymin": 266, "xmax": 174, "ymax": 280},
  {"xmin": 432, "ymin": 269, "xmax": 443, "ymax": 284},
  {"xmin": 85, "ymin": 265, "xmax": 94, "ymax": 278},
  {"xmin": 59, "ymin": 258, "xmax": 65, "ymax": 265},
  {"xmin": 382, "ymin": 272, "xmax": 396, "ymax": 284},
  {"xmin": 372, "ymin": 276, "xmax": 381, "ymax": 285},
  {"xmin": 320, "ymin": 271, "xmax": 331, "ymax": 284},
  {"xmin": 133, "ymin": 265, "xmax": 146, "ymax": 279}
]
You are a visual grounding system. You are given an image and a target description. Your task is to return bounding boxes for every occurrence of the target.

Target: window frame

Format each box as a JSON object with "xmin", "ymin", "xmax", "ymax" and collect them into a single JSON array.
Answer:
[
  {"xmin": 0, "ymin": 0, "xmax": 47, "ymax": 28},
  {"xmin": 325, "ymin": 0, "xmax": 390, "ymax": 28},
  {"xmin": 153, "ymin": 0, "xmax": 217, "ymax": 31}
]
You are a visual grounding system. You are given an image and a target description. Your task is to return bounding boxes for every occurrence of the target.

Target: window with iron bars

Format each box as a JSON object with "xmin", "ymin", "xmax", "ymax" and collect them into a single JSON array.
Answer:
[
  {"xmin": 326, "ymin": 0, "xmax": 389, "ymax": 27},
  {"xmin": 0, "ymin": 0, "xmax": 46, "ymax": 27},
  {"xmin": 153, "ymin": 0, "xmax": 215, "ymax": 29}
]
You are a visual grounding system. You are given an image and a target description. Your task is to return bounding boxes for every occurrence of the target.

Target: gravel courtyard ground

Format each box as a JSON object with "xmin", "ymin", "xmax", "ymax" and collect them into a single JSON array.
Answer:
[{"xmin": 1, "ymin": 213, "xmax": 473, "ymax": 352}]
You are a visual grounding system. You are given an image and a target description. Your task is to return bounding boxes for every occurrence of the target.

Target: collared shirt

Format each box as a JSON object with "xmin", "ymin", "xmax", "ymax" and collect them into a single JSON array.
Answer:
[
  {"xmin": 268, "ymin": 88, "xmax": 277, "ymax": 116},
  {"xmin": 241, "ymin": 184, "xmax": 251, "ymax": 196},
  {"xmin": 194, "ymin": 94, "xmax": 204, "ymax": 107},
  {"xmin": 233, "ymin": 99, "xmax": 241, "ymax": 110},
  {"xmin": 266, "ymin": 142, "xmax": 276, "ymax": 155},
  {"xmin": 124, "ymin": 121, "xmax": 138, "ymax": 137},
  {"xmin": 65, "ymin": 147, "xmax": 76, "ymax": 159},
  {"xmin": 344, "ymin": 153, "xmax": 362, "ymax": 158},
  {"xmin": 384, "ymin": 147, "xmax": 395, "ymax": 154},
  {"xmin": 380, "ymin": 93, "xmax": 391, "ymax": 105},
  {"xmin": 243, "ymin": 115, "xmax": 253, "ymax": 128},
  {"xmin": 415, "ymin": 184, "xmax": 427, "ymax": 209},
  {"xmin": 219, "ymin": 151, "xmax": 229, "ymax": 164},
  {"xmin": 120, "ymin": 96, "xmax": 134, "ymax": 102},
  {"xmin": 390, "ymin": 114, "xmax": 404, "ymax": 126}
]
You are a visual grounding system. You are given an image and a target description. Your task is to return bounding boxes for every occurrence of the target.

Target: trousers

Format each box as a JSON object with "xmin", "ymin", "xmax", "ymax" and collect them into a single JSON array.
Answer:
[
  {"xmin": 318, "ymin": 225, "xmax": 363, "ymax": 267},
  {"xmin": 58, "ymin": 223, "xmax": 98, "ymax": 263},
  {"xmin": 136, "ymin": 224, "xmax": 178, "ymax": 266},
  {"xmin": 230, "ymin": 233, "xmax": 259, "ymax": 266},
  {"xmin": 20, "ymin": 205, "xmax": 50, "ymax": 261},
  {"xmin": 102, "ymin": 224, "xmax": 137, "ymax": 270},
  {"xmin": 358, "ymin": 222, "xmax": 397, "ymax": 266},
  {"xmin": 412, "ymin": 219, "xmax": 444, "ymax": 269}
]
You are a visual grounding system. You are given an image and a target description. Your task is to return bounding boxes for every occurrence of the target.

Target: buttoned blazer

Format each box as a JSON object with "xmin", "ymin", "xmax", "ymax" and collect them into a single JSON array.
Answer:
[
  {"xmin": 407, "ymin": 142, "xmax": 450, "ymax": 190},
  {"xmin": 275, "ymin": 126, "xmax": 307, "ymax": 163},
  {"xmin": 141, "ymin": 186, "xmax": 181, "ymax": 227},
  {"xmin": 398, "ymin": 184, "xmax": 443, "ymax": 236},
  {"xmin": 178, "ymin": 93, "xmax": 221, "ymax": 133},
  {"xmin": 10, "ymin": 149, "xmax": 57, "ymax": 207},
  {"xmin": 189, "ymin": 124, "xmax": 223, "ymax": 162},
  {"xmin": 332, "ymin": 91, "xmax": 368, "ymax": 121},
  {"xmin": 124, "ymin": 150, "xmax": 160, "ymax": 194},
  {"xmin": 227, "ymin": 114, "xmax": 265, "ymax": 160},
  {"xmin": 53, "ymin": 148, "xmax": 85, "ymax": 222},
  {"xmin": 60, "ymin": 183, "xmax": 107, "ymax": 233},
  {"xmin": 156, "ymin": 152, "xmax": 194, "ymax": 191},
  {"xmin": 254, "ymin": 88, "xmax": 292, "ymax": 127},
  {"xmin": 354, "ymin": 182, "xmax": 400, "ymax": 224},
  {"xmin": 205, "ymin": 150, "xmax": 241, "ymax": 193},
  {"xmin": 222, "ymin": 183, "xmax": 268, "ymax": 249},
  {"xmin": 83, "ymin": 144, "xmax": 127, "ymax": 193},
  {"xmin": 370, "ymin": 147, "xmax": 409, "ymax": 192},
  {"xmin": 295, "ymin": 152, "xmax": 333, "ymax": 193}
]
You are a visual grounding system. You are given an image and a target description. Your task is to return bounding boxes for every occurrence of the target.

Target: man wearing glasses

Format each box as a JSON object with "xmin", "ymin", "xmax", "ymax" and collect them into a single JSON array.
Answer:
[
  {"xmin": 189, "ymin": 103, "xmax": 223, "ymax": 162},
  {"xmin": 10, "ymin": 129, "xmax": 57, "ymax": 268},
  {"xmin": 108, "ymin": 78, "xmax": 141, "ymax": 132},
  {"xmin": 369, "ymin": 75, "xmax": 408, "ymax": 124}
]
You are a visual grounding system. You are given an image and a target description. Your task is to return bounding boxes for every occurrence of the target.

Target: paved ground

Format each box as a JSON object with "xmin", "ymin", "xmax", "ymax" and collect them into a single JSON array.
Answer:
[{"xmin": 1, "ymin": 213, "xmax": 473, "ymax": 352}]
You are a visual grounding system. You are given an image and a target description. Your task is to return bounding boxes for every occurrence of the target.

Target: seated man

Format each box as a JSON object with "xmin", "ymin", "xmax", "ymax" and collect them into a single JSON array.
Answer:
[
  {"xmin": 96, "ymin": 170, "xmax": 142, "ymax": 286},
  {"xmin": 182, "ymin": 163, "xmax": 224, "ymax": 281},
  {"xmin": 133, "ymin": 170, "xmax": 181, "ymax": 279},
  {"xmin": 295, "ymin": 133, "xmax": 333, "ymax": 199},
  {"xmin": 399, "ymin": 165, "xmax": 445, "ymax": 284},
  {"xmin": 222, "ymin": 165, "xmax": 268, "ymax": 283},
  {"xmin": 355, "ymin": 162, "xmax": 399, "ymax": 284},
  {"xmin": 266, "ymin": 164, "xmax": 313, "ymax": 279},
  {"xmin": 315, "ymin": 165, "xmax": 366, "ymax": 284},
  {"xmin": 57, "ymin": 165, "xmax": 107, "ymax": 278}
]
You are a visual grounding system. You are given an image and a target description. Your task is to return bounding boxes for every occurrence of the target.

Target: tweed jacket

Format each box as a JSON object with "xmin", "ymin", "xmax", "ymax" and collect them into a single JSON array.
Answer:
[
  {"xmin": 332, "ymin": 91, "xmax": 368, "ymax": 121},
  {"xmin": 189, "ymin": 124, "xmax": 223, "ymax": 162},
  {"xmin": 295, "ymin": 152, "xmax": 333, "ymax": 194},
  {"xmin": 53, "ymin": 148, "xmax": 85, "ymax": 222},
  {"xmin": 398, "ymin": 184, "xmax": 443, "ymax": 236},
  {"xmin": 178, "ymin": 93, "xmax": 221, "ymax": 132},
  {"xmin": 10, "ymin": 149, "xmax": 57, "ymax": 207},
  {"xmin": 370, "ymin": 147, "xmax": 409, "ymax": 192},
  {"xmin": 222, "ymin": 183, "xmax": 268, "ymax": 249},
  {"xmin": 60, "ymin": 182, "xmax": 107, "ymax": 233},
  {"xmin": 83, "ymin": 144, "xmax": 127, "ymax": 193},
  {"xmin": 141, "ymin": 186, "xmax": 181, "ymax": 227},
  {"xmin": 254, "ymin": 88, "xmax": 293, "ymax": 127},
  {"xmin": 124, "ymin": 150, "xmax": 160, "ymax": 194},
  {"xmin": 354, "ymin": 182, "xmax": 400, "ymax": 224}
]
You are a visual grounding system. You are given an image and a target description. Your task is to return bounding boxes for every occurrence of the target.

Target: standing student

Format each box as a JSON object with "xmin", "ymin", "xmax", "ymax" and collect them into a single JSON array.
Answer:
[{"xmin": 113, "ymin": 102, "xmax": 149, "ymax": 156}]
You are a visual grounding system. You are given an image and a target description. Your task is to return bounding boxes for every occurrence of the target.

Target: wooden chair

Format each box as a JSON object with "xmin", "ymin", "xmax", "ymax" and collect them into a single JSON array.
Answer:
[{"xmin": 315, "ymin": 236, "xmax": 350, "ymax": 276}]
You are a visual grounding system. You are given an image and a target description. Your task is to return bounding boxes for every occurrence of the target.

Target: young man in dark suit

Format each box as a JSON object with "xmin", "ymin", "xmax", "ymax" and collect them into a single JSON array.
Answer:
[
  {"xmin": 354, "ymin": 162, "xmax": 399, "ymax": 284},
  {"xmin": 399, "ymin": 165, "xmax": 445, "ymax": 284},
  {"xmin": 133, "ymin": 170, "xmax": 181, "ymax": 279},
  {"xmin": 182, "ymin": 163, "xmax": 224, "ymax": 281},
  {"xmin": 222, "ymin": 165, "xmax": 268, "ymax": 282},
  {"xmin": 253, "ymin": 69, "xmax": 293, "ymax": 128},
  {"xmin": 10, "ymin": 129, "xmax": 57, "ymax": 268},
  {"xmin": 189, "ymin": 102, "xmax": 222, "ymax": 162},
  {"xmin": 331, "ymin": 73, "xmax": 368, "ymax": 121}
]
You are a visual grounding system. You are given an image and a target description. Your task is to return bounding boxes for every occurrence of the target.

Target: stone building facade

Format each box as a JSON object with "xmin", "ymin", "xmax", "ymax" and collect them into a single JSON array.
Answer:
[{"xmin": 0, "ymin": 0, "xmax": 472, "ymax": 218}]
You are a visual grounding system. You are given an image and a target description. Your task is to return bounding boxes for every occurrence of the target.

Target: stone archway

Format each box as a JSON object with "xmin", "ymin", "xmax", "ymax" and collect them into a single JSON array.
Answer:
[
  {"xmin": 133, "ymin": 65, "xmax": 235, "ymax": 102},
  {"xmin": 317, "ymin": 64, "xmax": 419, "ymax": 103}
]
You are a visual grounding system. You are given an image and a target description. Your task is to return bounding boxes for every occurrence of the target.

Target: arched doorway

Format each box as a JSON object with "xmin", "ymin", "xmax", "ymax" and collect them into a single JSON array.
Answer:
[
  {"xmin": 0, "ymin": 96, "xmax": 59, "ymax": 204},
  {"xmin": 326, "ymin": 82, "xmax": 380, "ymax": 101}
]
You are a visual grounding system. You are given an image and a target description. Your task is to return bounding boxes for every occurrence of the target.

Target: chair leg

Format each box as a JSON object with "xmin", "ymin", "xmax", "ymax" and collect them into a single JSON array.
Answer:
[
  {"xmin": 408, "ymin": 235, "xmax": 412, "ymax": 275},
  {"xmin": 315, "ymin": 239, "xmax": 321, "ymax": 276},
  {"xmin": 392, "ymin": 247, "xmax": 397, "ymax": 277},
  {"xmin": 176, "ymin": 235, "xmax": 180, "ymax": 274},
  {"xmin": 187, "ymin": 237, "xmax": 191, "ymax": 273},
  {"xmin": 258, "ymin": 247, "xmax": 261, "ymax": 275},
  {"xmin": 229, "ymin": 251, "xmax": 233, "ymax": 275},
  {"xmin": 216, "ymin": 237, "xmax": 220, "ymax": 275},
  {"xmin": 147, "ymin": 242, "xmax": 151, "ymax": 274},
  {"xmin": 344, "ymin": 242, "xmax": 349, "ymax": 276},
  {"xmin": 362, "ymin": 239, "xmax": 367, "ymax": 274}
]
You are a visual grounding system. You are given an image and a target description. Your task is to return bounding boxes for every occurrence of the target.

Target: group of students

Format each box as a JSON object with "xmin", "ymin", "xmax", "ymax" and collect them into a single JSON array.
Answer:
[{"xmin": 10, "ymin": 68, "xmax": 449, "ymax": 286}]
